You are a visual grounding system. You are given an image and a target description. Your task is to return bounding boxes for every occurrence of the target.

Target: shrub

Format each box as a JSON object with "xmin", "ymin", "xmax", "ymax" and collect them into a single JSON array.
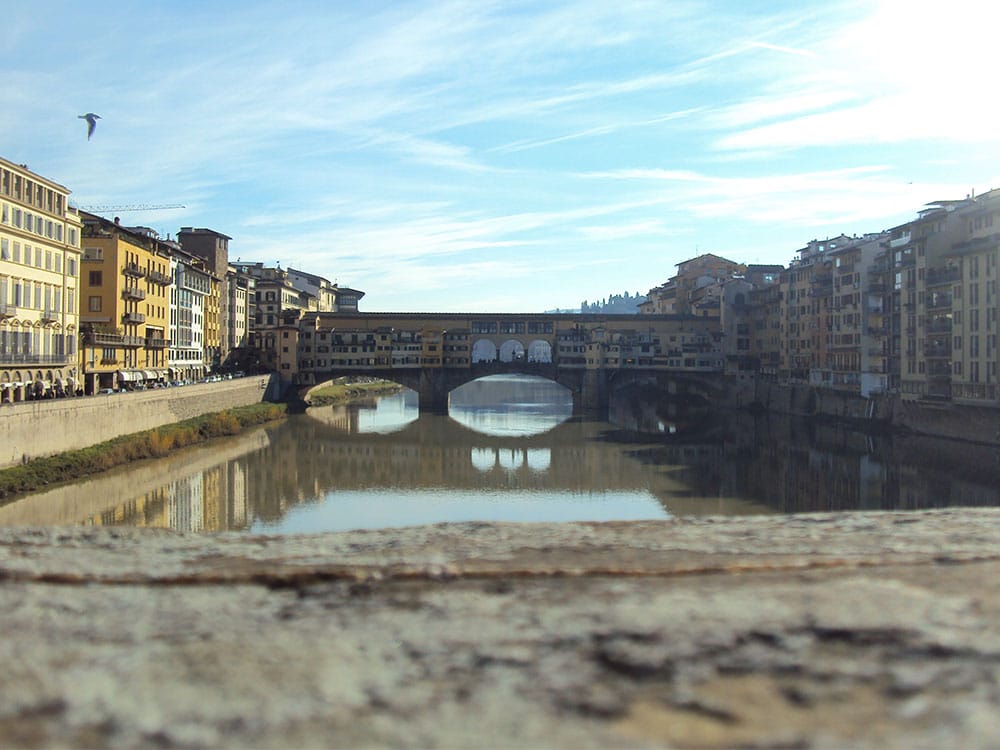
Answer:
[{"xmin": 0, "ymin": 403, "xmax": 288, "ymax": 502}]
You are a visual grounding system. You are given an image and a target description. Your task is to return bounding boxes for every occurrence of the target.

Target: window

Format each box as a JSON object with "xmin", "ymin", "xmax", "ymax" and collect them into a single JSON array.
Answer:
[
  {"xmin": 89, "ymin": 296, "xmax": 102, "ymax": 312},
  {"xmin": 89, "ymin": 270, "xmax": 102, "ymax": 286}
]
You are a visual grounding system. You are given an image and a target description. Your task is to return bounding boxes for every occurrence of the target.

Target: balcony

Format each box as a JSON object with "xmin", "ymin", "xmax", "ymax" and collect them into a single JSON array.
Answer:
[
  {"xmin": 0, "ymin": 302, "xmax": 17, "ymax": 320},
  {"xmin": 122, "ymin": 286, "xmax": 146, "ymax": 301},
  {"xmin": 924, "ymin": 342, "xmax": 952, "ymax": 358},
  {"xmin": 121, "ymin": 311, "xmax": 146, "ymax": 325},
  {"xmin": 926, "ymin": 266, "xmax": 962, "ymax": 287},
  {"xmin": 122, "ymin": 336, "xmax": 145, "ymax": 348},
  {"xmin": 149, "ymin": 270, "xmax": 172, "ymax": 285},
  {"xmin": 123, "ymin": 262, "xmax": 145, "ymax": 278},
  {"xmin": 146, "ymin": 337, "xmax": 170, "ymax": 349},
  {"xmin": 926, "ymin": 320, "xmax": 952, "ymax": 334},
  {"xmin": 889, "ymin": 233, "xmax": 912, "ymax": 248},
  {"xmin": 85, "ymin": 330, "xmax": 123, "ymax": 346},
  {"xmin": 40, "ymin": 308, "xmax": 59, "ymax": 323},
  {"xmin": 0, "ymin": 354, "xmax": 71, "ymax": 365}
]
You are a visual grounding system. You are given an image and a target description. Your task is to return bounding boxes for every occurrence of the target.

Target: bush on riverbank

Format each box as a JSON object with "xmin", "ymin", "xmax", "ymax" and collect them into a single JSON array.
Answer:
[
  {"xmin": 306, "ymin": 377, "xmax": 403, "ymax": 407},
  {"xmin": 0, "ymin": 403, "xmax": 287, "ymax": 501}
]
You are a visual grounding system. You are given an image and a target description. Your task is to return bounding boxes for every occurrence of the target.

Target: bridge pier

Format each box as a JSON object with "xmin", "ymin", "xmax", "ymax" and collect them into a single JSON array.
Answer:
[
  {"xmin": 579, "ymin": 369, "xmax": 609, "ymax": 412},
  {"xmin": 417, "ymin": 369, "xmax": 452, "ymax": 414}
]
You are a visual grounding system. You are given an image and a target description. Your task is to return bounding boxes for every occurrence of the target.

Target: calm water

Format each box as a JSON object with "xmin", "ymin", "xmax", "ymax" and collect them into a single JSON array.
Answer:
[{"xmin": 3, "ymin": 374, "xmax": 1000, "ymax": 533}]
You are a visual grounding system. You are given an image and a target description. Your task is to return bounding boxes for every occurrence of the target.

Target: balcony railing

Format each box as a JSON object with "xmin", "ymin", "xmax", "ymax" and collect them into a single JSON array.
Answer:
[
  {"xmin": 40, "ymin": 308, "xmax": 59, "ymax": 323},
  {"xmin": 926, "ymin": 295, "xmax": 951, "ymax": 311},
  {"xmin": 123, "ymin": 262, "xmax": 145, "ymax": 278},
  {"xmin": 924, "ymin": 343, "xmax": 952, "ymax": 358},
  {"xmin": 0, "ymin": 302, "xmax": 15, "ymax": 319},
  {"xmin": 123, "ymin": 286, "xmax": 146, "ymax": 301},
  {"xmin": 146, "ymin": 337, "xmax": 170, "ymax": 349},
  {"xmin": 926, "ymin": 267, "xmax": 961, "ymax": 287},
  {"xmin": 122, "ymin": 335, "xmax": 145, "ymax": 348},
  {"xmin": 85, "ymin": 331, "xmax": 123, "ymax": 346},
  {"xmin": 149, "ymin": 271, "xmax": 172, "ymax": 285},
  {"xmin": 0, "ymin": 353, "xmax": 71, "ymax": 365},
  {"xmin": 121, "ymin": 312, "xmax": 146, "ymax": 325}
]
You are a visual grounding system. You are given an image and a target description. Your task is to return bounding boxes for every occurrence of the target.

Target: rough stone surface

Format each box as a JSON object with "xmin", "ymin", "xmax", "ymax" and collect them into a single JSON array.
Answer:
[{"xmin": 1, "ymin": 509, "xmax": 1000, "ymax": 748}]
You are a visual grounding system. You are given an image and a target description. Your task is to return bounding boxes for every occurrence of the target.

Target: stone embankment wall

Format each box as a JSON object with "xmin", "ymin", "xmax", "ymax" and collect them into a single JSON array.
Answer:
[
  {"xmin": 0, "ymin": 375, "xmax": 275, "ymax": 469},
  {"xmin": 745, "ymin": 378, "xmax": 1000, "ymax": 445}
]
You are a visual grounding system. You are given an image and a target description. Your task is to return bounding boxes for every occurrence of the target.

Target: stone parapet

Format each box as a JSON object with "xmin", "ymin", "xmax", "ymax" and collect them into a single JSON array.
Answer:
[{"xmin": 1, "ymin": 509, "xmax": 998, "ymax": 748}]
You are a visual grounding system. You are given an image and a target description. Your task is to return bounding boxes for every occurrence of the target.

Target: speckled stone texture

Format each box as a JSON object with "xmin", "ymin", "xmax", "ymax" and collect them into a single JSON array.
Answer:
[{"xmin": 1, "ymin": 509, "xmax": 999, "ymax": 748}]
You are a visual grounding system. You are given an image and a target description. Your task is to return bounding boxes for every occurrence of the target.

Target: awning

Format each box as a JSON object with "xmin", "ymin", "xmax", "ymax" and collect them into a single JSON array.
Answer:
[
  {"xmin": 143, "ymin": 370, "xmax": 157, "ymax": 380},
  {"xmin": 117, "ymin": 370, "xmax": 137, "ymax": 382}
]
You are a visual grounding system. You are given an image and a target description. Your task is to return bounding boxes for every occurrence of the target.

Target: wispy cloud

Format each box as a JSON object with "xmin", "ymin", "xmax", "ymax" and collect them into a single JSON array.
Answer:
[
  {"xmin": 490, "ymin": 108, "xmax": 703, "ymax": 154},
  {"xmin": 5, "ymin": 1, "xmax": 998, "ymax": 312}
]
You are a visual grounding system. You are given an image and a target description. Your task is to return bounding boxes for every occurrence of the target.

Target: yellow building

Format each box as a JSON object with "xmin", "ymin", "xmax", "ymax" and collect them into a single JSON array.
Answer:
[
  {"xmin": 0, "ymin": 157, "xmax": 83, "ymax": 402},
  {"xmin": 205, "ymin": 273, "xmax": 222, "ymax": 372},
  {"xmin": 78, "ymin": 213, "xmax": 172, "ymax": 393}
]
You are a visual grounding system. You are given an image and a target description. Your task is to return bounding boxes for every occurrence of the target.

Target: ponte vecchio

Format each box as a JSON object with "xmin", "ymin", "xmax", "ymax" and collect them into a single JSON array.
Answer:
[{"xmin": 279, "ymin": 312, "xmax": 725, "ymax": 412}]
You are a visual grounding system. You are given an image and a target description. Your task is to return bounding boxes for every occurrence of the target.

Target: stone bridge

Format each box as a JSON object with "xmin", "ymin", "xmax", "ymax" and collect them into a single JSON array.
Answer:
[{"xmin": 285, "ymin": 311, "xmax": 725, "ymax": 412}]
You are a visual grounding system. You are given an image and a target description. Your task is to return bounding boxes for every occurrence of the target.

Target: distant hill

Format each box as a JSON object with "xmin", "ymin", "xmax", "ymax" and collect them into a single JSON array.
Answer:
[{"xmin": 579, "ymin": 291, "xmax": 646, "ymax": 315}]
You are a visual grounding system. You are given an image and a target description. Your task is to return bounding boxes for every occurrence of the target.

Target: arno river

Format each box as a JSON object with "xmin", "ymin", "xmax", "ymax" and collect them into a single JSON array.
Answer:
[{"xmin": 2, "ymin": 374, "xmax": 1000, "ymax": 533}]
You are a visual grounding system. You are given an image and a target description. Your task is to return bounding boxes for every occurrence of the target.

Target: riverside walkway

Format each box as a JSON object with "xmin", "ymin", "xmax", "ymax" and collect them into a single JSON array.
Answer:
[{"xmin": 1, "ymin": 508, "xmax": 999, "ymax": 748}]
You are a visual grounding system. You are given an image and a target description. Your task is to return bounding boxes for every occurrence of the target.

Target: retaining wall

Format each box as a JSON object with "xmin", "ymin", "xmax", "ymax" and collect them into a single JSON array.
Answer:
[
  {"xmin": 0, "ymin": 375, "xmax": 275, "ymax": 469},
  {"xmin": 747, "ymin": 378, "xmax": 1000, "ymax": 445}
]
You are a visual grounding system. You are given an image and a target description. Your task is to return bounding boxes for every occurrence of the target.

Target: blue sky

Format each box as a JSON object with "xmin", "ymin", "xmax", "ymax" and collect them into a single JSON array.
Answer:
[{"xmin": 3, "ymin": 0, "xmax": 998, "ymax": 312}]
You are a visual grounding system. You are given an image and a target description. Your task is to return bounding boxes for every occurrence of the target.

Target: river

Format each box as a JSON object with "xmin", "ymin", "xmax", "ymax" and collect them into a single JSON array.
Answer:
[{"xmin": 2, "ymin": 375, "xmax": 999, "ymax": 532}]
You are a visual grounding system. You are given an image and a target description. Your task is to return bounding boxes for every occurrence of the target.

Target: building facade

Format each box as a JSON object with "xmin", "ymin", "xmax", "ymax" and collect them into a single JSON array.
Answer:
[
  {"xmin": 169, "ymin": 251, "xmax": 212, "ymax": 381},
  {"xmin": 78, "ymin": 214, "xmax": 172, "ymax": 393},
  {"xmin": 0, "ymin": 158, "xmax": 83, "ymax": 402},
  {"xmin": 177, "ymin": 227, "xmax": 230, "ymax": 369}
]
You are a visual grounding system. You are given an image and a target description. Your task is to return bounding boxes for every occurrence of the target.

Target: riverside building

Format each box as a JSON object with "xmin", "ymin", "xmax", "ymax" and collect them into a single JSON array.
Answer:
[
  {"xmin": 78, "ymin": 213, "xmax": 171, "ymax": 393},
  {"xmin": 0, "ymin": 158, "xmax": 83, "ymax": 402}
]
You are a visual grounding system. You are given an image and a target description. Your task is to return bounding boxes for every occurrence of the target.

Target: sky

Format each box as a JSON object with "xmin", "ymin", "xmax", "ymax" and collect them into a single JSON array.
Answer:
[{"xmin": 3, "ymin": 0, "xmax": 999, "ymax": 313}]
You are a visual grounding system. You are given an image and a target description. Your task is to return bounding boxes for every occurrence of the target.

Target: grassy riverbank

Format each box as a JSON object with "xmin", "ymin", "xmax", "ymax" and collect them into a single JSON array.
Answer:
[
  {"xmin": 305, "ymin": 377, "xmax": 403, "ymax": 407},
  {"xmin": 0, "ymin": 402, "xmax": 287, "ymax": 501}
]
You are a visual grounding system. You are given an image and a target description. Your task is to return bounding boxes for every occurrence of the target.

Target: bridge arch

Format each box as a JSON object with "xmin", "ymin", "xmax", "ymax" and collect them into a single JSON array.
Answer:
[
  {"xmin": 527, "ymin": 340, "xmax": 552, "ymax": 363},
  {"xmin": 498, "ymin": 340, "xmax": 525, "ymax": 362},
  {"xmin": 471, "ymin": 339, "xmax": 497, "ymax": 363}
]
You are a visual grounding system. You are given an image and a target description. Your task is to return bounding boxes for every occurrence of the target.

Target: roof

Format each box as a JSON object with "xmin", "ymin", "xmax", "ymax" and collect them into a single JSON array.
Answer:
[{"xmin": 676, "ymin": 253, "xmax": 741, "ymax": 268}]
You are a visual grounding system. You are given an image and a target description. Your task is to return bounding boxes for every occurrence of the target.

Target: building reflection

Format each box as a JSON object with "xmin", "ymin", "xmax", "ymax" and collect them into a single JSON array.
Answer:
[{"xmin": 4, "ymin": 388, "xmax": 1000, "ymax": 532}]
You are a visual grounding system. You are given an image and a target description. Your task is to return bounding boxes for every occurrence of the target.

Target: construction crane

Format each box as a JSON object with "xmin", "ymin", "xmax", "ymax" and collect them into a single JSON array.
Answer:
[{"xmin": 79, "ymin": 203, "xmax": 186, "ymax": 212}]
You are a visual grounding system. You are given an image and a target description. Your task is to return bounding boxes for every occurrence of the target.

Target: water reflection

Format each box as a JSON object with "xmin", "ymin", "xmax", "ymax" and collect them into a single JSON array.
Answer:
[
  {"xmin": 449, "ymin": 375, "xmax": 573, "ymax": 436},
  {"xmin": 3, "ymin": 375, "xmax": 1000, "ymax": 533},
  {"xmin": 357, "ymin": 389, "xmax": 419, "ymax": 434}
]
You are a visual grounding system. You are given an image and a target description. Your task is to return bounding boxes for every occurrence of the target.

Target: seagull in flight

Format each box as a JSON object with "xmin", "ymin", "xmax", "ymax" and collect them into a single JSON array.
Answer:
[{"xmin": 78, "ymin": 113, "xmax": 101, "ymax": 140}]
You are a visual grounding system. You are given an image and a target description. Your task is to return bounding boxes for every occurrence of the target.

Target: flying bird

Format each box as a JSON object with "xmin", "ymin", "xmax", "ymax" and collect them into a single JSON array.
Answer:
[{"xmin": 78, "ymin": 113, "xmax": 101, "ymax": 140}]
